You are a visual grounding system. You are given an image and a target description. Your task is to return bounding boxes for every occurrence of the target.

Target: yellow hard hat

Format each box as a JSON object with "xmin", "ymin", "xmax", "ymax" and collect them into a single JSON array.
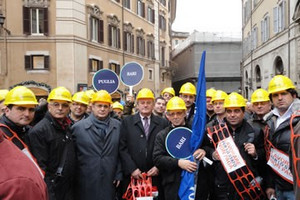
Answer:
[
  {"xmin": 47, "ymin": 87, "xmax": 72, "ymax": 102},
  {"xmin": 85, "ymin": 89, "xmax": 95, "ymax": 100},
  {"xmin": 179, "ymin": 82, "xmax": 196, "ymax": 95},
  {"xmin": 91, "ymin": 90, "xmax": 112, "ymax": 104},
  {"xmin": 161, "ymin": 87, "xmax": 175, "ymax": 96},
  {"xmin": 166, "ymin": 96, "xmax": 186, "ymax": 111},
  {"xmin": 224, "ymin": 92, "xmax": 246, "ymax": 108},
  {"xmin": 251, "ymin": 89, "xmax": 270, "ymax": 103},
  {"xmin": 211, "ymin": 90, "xmax": 228, "ymax": 103},
  {"xmin": 112, "ymin": 101, "xmax": 124, "ymax": 111},
  {"xmin": 206, "ymin": 88, "xmax": 216, "ymax": 97},
  {"xmin": 268, "ymin": 75, "xmax": 295, "ymax": 94},
  {"xmin": 72, "ymin": 91, "xmax": 89, "ymax": 105},
  {"xmin": 4, "ymin": 86, "xmax": 38, "ymax": 105},
  {"xmin": 0, "ymin": 89, "xmax": 9, "ymax": 101},
  {"xmin": 136, "ymin": 88, "xmax": 154, "ymax": 100}
]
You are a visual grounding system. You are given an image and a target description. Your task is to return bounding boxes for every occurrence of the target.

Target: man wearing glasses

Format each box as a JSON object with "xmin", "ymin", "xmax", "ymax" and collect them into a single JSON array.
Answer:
[
  {"xmin": 28, "ymin": 86, "xmax": 76, "ymax": 200},
  {"xmin": 72, "ymin": 90, "xmax": 122, "ymax": 200},
  {"xmin": 68, "ymin": 91, "xmax": 89, "ymax": 125}
]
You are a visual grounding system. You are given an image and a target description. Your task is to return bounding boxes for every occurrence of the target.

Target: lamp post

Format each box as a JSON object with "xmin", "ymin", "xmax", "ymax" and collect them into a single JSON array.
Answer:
[{"xmin": 0, "ymin": 13, "xmax": 10, "ymax": 35}]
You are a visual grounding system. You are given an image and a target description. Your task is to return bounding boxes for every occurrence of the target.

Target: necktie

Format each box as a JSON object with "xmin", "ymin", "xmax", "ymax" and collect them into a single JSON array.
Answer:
[{"xmin": 143, "ymin": 117, "xmax": 150, "ymax": 139}]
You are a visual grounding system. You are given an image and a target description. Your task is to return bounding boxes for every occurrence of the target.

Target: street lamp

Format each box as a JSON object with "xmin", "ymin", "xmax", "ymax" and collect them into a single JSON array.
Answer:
[{"xmin": 0, "ymin": 13, "xmax": 10, "ymax": 35}]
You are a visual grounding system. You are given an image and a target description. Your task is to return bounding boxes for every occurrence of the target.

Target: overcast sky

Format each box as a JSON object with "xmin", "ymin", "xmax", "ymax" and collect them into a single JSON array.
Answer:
[{"xmin": 172, "ymin": 0, "xmax": 242, "ymax": 34}]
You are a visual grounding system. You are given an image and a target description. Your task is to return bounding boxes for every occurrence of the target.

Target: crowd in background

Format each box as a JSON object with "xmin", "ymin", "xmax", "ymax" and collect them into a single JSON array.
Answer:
[{"xmin": 0, "ymin": 74, "xmax": 299, "ymax": 200}]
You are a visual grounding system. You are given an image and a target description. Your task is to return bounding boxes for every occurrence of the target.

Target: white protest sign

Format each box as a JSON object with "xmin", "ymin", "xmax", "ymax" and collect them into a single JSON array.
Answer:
[
  {"xmin": 217, "ymin": 137, "xmax": 245, "ymax": 173},
  {"xmin": 267, "ymin": 148, "xmax": 293, "ymax": 183}
]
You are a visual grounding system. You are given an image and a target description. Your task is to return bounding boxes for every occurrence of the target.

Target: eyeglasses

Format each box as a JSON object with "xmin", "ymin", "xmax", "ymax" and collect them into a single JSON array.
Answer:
[
  {"xmin": 94, "ymin": 104, "xmax": 110, "ymax": 109},
  {"xmin": 49, "ymin": 102, "xmax": 69, "ymax": 108}
]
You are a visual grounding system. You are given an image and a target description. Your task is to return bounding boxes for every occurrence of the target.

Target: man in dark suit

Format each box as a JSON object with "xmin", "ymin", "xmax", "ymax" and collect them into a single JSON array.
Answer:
[{"xmin": 119, "ymin": 88, "xmax": 168, "ymax": 199}]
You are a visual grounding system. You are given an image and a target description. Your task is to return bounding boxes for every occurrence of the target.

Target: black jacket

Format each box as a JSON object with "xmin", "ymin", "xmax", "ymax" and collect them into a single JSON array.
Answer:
[
  {"xmin": 28, "ymin": 112, "xmax": 76, "ymax": 200},
  {"xmin": 264, "ymin": 98, "xmax": 300, "ymax": 191},
  {"xmin": 207, "ymin": 119, "xmax": 265, "ymax": 199}
]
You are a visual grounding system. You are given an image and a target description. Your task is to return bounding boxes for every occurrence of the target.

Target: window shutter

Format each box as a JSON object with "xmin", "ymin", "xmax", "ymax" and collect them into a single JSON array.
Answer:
[
  {"xmin": 152, "ymin": 9, "xmax": 155, "ymax": 23},
  {"xmin": 99, "ymin": 20, "xmax": 104, "ymax": 43},
  {"xmin": 142, "ymin": 2, "xmax": 145, "ymax": 18},
  {"xmin": 131, "ymin": 35, "xmax": 134, "ymax": 53},
  {"xmin": 273, "ymin": 7, "xmax": 278, "ymax": 33},
  {"xmin": 124, "ymin": 32, "xmax": 127, "ymax": 51},
  {"xmin": 23, "ymin": 7, "xmax": 30, "ymax": 35},
  {"xmin": 142, "ymin": 39, "xmax": 145, "ymax": 56},
  {"xmin": 136, "ymin": 37, "xmax": 139, "ymax": 54},
  {"xmin": 44, "ymin": 55, "xmax": 50, "ymax": 69},
  {"xmin": 108, "ymin": 25, "xmax": 112, "ymax": 46},
  {"xmin": 117, "ymin": 28, "xmax": 121, "ymax": 48},
  {"xmin": 100, "ymin": 60, "xmax": 103, "ymax": 70},
  {"xmin": 266, "ymin": 16, "xmax": 270, "ymax": 40},
  {"xmin": 89, "ymin": 17, "xmax": 93, "ymax": 41},
  {"xmin": 261, "ymin": 20, "xmax": 264, "ymax": 43},
  {"xmin": 43, "ymin": 8, "xmax": 49, "ymax": 35},
  {"xmin": 282, "ymin": 0, "xmax": 286, "ymax": 30},
  {"xmin": 117, "ymin": 64, "xmax": 120, "ymax": 75},
  {"xmin": 89, "ymin": 59, "xmax": 92, "ymax": 72},
  {"xmin": 25, "ymin": 55, "xmax": 31, "ymax": 70}
]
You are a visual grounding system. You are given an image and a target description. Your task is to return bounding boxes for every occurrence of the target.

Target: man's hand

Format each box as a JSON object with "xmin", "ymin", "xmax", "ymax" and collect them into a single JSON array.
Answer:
[
  {"xmin": 265, "ymin": 188, "xmax": 276, "ymax": 199},
  {"xmin": 212, "ymin": 151, "xmax": 220, "ymax": 160},
  {"xmin": 147, "ymin": 166, "xmax": 159, "ymax": 176},
  {"xmin": 131, "ymin": 168, "xmax": 143, "ymax": 179},
  {"xmin": 113, "ymin": 180, "xmax": 120, "ymax": 187},
  {"xmin": 244, "ymin": 143, "xmax": 257, "ymax": 157},
  {"xmin": 178, "ymin": 159, "xmax": 197, "ymax": 172},
  {"xmin": 193, "ymin": 149, "xmax": 206, "ymax": 161}
]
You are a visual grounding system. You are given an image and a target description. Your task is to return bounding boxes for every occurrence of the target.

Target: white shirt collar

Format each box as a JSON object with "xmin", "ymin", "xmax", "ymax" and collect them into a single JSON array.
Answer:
[{"xmin": 272, "ymin": 102, "xmax": 294, "ymax": 129}]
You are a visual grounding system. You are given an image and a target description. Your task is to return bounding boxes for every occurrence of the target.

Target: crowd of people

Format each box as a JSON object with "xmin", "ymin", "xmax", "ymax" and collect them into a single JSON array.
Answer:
[{"xmin": 0, "ymin": 74, "xmax": 299, "ymax": 200}]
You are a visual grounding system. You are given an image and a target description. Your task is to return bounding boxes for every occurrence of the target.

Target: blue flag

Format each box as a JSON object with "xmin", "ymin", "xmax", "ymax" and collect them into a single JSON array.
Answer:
[{"xmin": 178, "ymin": 51, "xmax": 207, "ymax": 200}]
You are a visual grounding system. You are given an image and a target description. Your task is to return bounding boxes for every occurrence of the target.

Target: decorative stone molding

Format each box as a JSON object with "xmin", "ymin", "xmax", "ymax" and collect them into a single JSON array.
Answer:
[
  {"xmin": 124, "ymin": 22, "xmax": 134, "ymax": 32},
  {"xmin": 160, "ymin": 40, "xmax": 166, "ymax": 46},
  {"xmin": 87, "ymin": 4, "xmax": 103, "ymax": 19},
  {"xmin": 107, "ymin": 14, "xmax": 120, "ymax": 26},
  {"xmin": 159, "ymin": 9, "xmax": 166, "ymax": 15},
  {"xmin": 146, "ymin": 33, "xmax": 154, "ymax": 41},
  {"xmin": 146, "ymin": 0, "xmax": 154, "ymax": 6},
  {"xmin": 10, "ymin": 80, "xmax": 51, "ymax": 92},
  {"xmin": 136, "ymin": 28, "xmax": 145, "ymax": 37},
  {"xmin": 23, "ymin": 0, "xmax": 49, "ymax": 8}
]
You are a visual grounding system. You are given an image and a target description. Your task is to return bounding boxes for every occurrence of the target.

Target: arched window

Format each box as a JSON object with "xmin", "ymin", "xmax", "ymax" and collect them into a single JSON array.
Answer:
[
  {"xmin": 255, "ymin": 65, "xmax": 261, "ymax": 88},
  {"xmin": 274, "ymin": 56, "xmax": 284, "ymax": 75}
]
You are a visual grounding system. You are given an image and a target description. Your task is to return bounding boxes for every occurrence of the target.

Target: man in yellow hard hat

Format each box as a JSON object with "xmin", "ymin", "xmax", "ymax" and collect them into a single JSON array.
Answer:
[
  {"xmin": 248, "ymin": 89, "xmax": 271, "ymax": 130},
  {"xmin": 72, "ymin": 90, "xmax": 122, "ymax": 200},
  {"xmin": 263, "ymin": 75, "xmax": 300, "ymax": 199},
  {"xmin": 153, "ymin": 97, "xmax": 166, "ymax": 117},
  {"xmin": 119, "ymin": 88, "xmax": 168, "ymax": 198},
  {"xmin": 179, "ymin": 82, "xmax": 196, "ymax": 127},
  {"xmin": 208, "ymin": 90, "xmax": 228, "ymax": 125},
  {"xmin": 207, "ymin": 92, "xmax": 265, "ymax": 199},
  {"xmin": 0, "ymin": 86, "xmax": 38, "ymax": 146},
  {"xmin": 153, "ymin": 97, "xmax": 203, "ymax": 199},
  {"xmin": 206, "ymin": 88, "xmax": 217, "ymax": 123},
  {"xmin": 161, "ymin": 87, "xmax": 175, "ymax": 103},
  {"xmin": 68, "ymin": 91, "xmax": 89, "ymax": 125},
  {"xmin": 0, "ymin": 89, "xmax": 9, "ymax": 117},
  {"xmin": 111, "ymin": 101, "xmax": 124, "ymax": 121},
  {"xmin": 85, "ymin": 89, "xmax": 95, "ymax": 114},
  {"xmin": 28, "ymin": 86, "xmax": 76, "ymax": 200}
]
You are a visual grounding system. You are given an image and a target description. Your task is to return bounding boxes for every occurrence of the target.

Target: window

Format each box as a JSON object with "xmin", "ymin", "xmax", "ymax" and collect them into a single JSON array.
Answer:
[
  {"xmin": 108, "ymin": 25, "xmax": 121, "ymax": 48},
  {"xmin": 251, "ymin": 26, "xmax": 258, "ymax": 50},
  {"xmin": 23, "ymin": 7, "xmax": 48, "ymax": 35},
  {"xmin": 123, "ymin": 0, "xmax": 131, "ymax": 9},
  {"xmin": 137, "ymin": 36, "xmax": 145, "ymax": 56},
  {"xmin": 90, "ymin": 17, "xmax": 104, "ymax": 43},
  {"xmin": 137, "ymin": 0, "xmax": 145, "ymax": 18},
  {"xmin": 159, "ymin": 15, "xmax": 166, "ymax": 31},
  {"xmin": 160, "ymin": 47, "xmax": 165, "ymax": 66},
  {"xmin": 261, "ymin": 15, "xmax": 270, "ymax": 43},
  {"xmin": 109, "ymin": 63, "xmax": 120, "ymax": 75},
  {"xmin": 123, "ymin": 32, "xmax": 134, "ymax": 53},
  {"xmin": 274, "ymin": 56, "xmax": 284, "ymax": 75},
  {"xmin": 147, "ymin": 7, "xmax": 155, "ymax": 23},
  {"xmin": 161, "ymin": 72, "xmax": 166, "ymax": 82},
  {"xmin": 25, "ymin": 55, "xmax": 49, "ymax": 70},
  {"xmin": 273, "ymin": 1, "xmax": 286, "ymax": 33},
  {"xmin": 148, "ymin": 69, "xmax": 153, "ymax": 80},
  {"xmin": 159, "ymin": 0, "xmax": 166, "ymax": 6},
  {"xmin": 89, "ymin": 58, "xmax": 103, "ymax": 72},
  {"xmin": 147, "ymin": 40, "xmax": 155, "ymax": 59}
]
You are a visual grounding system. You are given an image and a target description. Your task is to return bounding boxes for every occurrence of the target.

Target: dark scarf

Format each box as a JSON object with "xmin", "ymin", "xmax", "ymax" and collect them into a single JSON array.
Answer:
[
  {"xmin": 55, "ymin": 117, "xmax": 72, "ymax": 130},
  {"xmin": 90, "ymin": 113, "xmax": 110, "ymax": 137}
]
